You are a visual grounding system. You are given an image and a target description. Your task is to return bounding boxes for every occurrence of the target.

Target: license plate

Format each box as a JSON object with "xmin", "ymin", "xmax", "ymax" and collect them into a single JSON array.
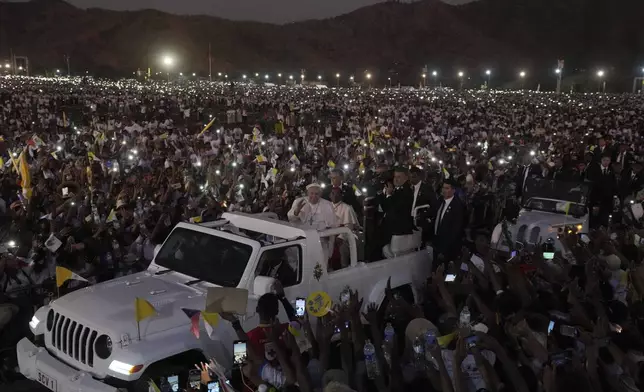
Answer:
[{"xmin": 37, "ymin": 370, "xmax": 57, "ymax": 392}]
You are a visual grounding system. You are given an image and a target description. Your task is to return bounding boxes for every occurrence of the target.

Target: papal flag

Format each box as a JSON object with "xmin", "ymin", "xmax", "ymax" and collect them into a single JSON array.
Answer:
[
  {"xmin": 56, "ymin": 266, "xmax": 88, "ymax": 288},
  {"xmin": 198, "ymin": 117, "xmax": 216, "ymax": 137},
  {"xmin": 202, "ymin": 311, "xmax": 220, "ymax": 338},
  {"xmin": 18, "ymin": 150, "xmax": 32, "ymax": 199},
  {"xmin": 135, "ymin": 298, "xmax": 157, "ymax": 323}
]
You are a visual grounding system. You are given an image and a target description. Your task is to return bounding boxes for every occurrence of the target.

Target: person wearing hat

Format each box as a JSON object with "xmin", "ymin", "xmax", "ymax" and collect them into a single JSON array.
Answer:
[
  {"xmin": 432, "ymin": 178, "xmax": 466, "ymax": 267},
  {"xmin": 288, "ymin": 183, "xmax": 337, "ymax": 230}
]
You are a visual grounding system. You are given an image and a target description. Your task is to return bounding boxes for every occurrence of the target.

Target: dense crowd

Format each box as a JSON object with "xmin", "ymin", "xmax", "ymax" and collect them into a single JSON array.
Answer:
[{"xmin": 2, "ymin": 75, "xmax": 644, "ymax": 391}]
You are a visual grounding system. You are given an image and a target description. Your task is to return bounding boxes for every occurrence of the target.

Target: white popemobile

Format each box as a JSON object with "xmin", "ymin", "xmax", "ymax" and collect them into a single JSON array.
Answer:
[
  {"xmin": 491, "ymin": 179, "xmax": 590, "ymax": 252},
  {"xmin": 18, "ymin": 211, "xmax": 431, "ymax": 392}
]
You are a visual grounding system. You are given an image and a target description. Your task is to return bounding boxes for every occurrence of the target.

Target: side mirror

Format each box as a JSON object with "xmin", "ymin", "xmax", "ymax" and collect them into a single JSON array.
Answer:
[
  {"xmin": 253, "ymin": 276, "xmax": 278, "ymax": 297},
  {"xmin": 153, "ymin": 244, "xmax": 162, "ymax": 259}
]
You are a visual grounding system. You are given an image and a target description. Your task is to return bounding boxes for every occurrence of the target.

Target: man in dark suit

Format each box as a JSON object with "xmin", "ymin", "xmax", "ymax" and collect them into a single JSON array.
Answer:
[
  {"xmin": 378, "ymin": 167, "xmax": 414, "ymax": 246},
  {"xmin": 547, "ymin": 157, "xmax": 576, "ymax": 182},
  {"xmin": 587, "ymin": 153, "xmax": 617, "ymax": 228},
  {"xmin": 410, "ymin": 166, "xmax": 437, "ymax": 244},
  {"xmin": 614, "ymin": 143, "xmax": 633, "ymax": 171},
  {"xmin": 618, "ymin": 160, "xmax": 644, "ymax": 201},
  {"xmin": 593, "ymin": 137, "xmax": 612, "ymax": 162},
  {"xmin": 432, "ymin": 179, "xmax": 467, "ymax": 268},
  {"xmin": 323, "ymin": 168, "xmax": 361, "ymax": 215}
]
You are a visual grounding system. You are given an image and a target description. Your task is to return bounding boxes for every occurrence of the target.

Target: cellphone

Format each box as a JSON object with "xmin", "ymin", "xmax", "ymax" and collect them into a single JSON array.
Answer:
[
  {"xmin": 207, "ymin": 381, "xmax": 220, "ymax": 392},
  {"xmin": 188, "ymin": 369, "xmax": 200, "ymax": 389},
  {"xmin": 547, "ymin": 320, "xmax": 555, "ymax": 336},
  {"xmin": 445, "ymin": 274, "xmax": 456, "ymax": 282},
  {"xmin": 511, "ymin": 250, "xmax": 518, "ymax": 258},
  {"xmin": 233, "ymin": 340, "xmax": 247, "ymax": 365},
  {"xmin": 296, "ymin": 298, "xmax": 305, "ymax": 317},
  {"xmin": 167, "ymin": 374, "xmax": 179, "ymax": 392},
  {"xmin": 579, "ymin": 234, "xmax": 590, "ymax": 244},
  {"xmin": 542, "ymin": 252, "xmax": 555, "ymax": 260},
  {"xmin": 62, "ymin": 187, "xmax": 69, "ymax": 197},
  {"xmin": 559, "ymin": 325, "xmax": 578, "ymax": 337}
]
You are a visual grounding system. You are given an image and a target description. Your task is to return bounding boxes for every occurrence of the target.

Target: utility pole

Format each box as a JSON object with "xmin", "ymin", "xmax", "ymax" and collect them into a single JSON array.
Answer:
[
  {"xmin": 65, "ymin": 54, "xmax": 71, "ymax": 76},
  {"xmin": 208, "ymin": 43, "xmax": 212, "ymax": 82}
]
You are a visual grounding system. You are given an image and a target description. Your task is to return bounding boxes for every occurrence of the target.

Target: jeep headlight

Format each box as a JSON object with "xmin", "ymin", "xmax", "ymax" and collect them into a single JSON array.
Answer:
[
  {"xmin": 29, "ymin": 306, "xmax": 50, "ymax": 335},
  {"xmin": 95, "ymin": 334, "xmax": 113, "ymax": 359}
]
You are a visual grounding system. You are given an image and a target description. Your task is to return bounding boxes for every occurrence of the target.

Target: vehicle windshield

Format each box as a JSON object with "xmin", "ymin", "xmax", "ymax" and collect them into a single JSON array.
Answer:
[
  {"xmin": 155, "ymin": 227, "xmax": 253, "ymax": 287},
  {"xmin": 525, "ymin": 198, "xmax": 587, "ymax": 217}
]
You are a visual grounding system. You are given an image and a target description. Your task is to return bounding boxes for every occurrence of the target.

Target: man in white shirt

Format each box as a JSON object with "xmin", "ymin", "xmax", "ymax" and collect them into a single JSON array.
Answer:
[{"xmin": 288, "ymin": 183, "xmax": 337, "ymax": 230}]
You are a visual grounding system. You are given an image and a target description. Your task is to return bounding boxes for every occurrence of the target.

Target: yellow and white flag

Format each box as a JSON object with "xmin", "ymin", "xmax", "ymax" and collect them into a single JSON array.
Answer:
[
  {"xmin": 198, "ymin": 118, "xmax": 216, "ymax": 137},
  {"xmin": 106, "ymin": 209, "xmax": 117, "ymax": 223},
  {"xmin": 56, "ymin": 266, "xmax": 88, "ymax": 288},
  {"xmin": 135, "ymin": 298, "xmax": 157, "ymax": 323},
  {"xmin": 202, "ymin": 311, "xmax": 220, "ymax": 338}
]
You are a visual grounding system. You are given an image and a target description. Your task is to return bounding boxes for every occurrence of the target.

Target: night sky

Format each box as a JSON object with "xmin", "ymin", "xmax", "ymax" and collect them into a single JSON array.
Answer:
[{"xmin": 9, "ymin": 0, "xmax": 474, "ymax": 24}]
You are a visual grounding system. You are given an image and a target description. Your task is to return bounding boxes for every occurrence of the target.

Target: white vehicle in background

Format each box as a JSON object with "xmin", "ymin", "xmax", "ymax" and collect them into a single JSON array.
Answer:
[
  {"xmin": 491, "ymin": 179, "xmax": 590, "ymax": 253},
  {"xmin": 18, "ymin": 212, "xmax": 431, "ymax": 392}
]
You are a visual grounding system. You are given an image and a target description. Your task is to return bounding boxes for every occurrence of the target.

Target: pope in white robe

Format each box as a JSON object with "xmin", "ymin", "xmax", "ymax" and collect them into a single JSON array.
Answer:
[{"xmin": 287, "ymin": 183, "xmax": 337, "ymax": 230}]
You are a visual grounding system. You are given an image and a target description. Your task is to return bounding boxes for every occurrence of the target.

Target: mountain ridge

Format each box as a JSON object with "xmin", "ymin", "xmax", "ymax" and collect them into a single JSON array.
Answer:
[{"xmin": 1, "ymin": 0, "xmax": 643, "ymax": 84}]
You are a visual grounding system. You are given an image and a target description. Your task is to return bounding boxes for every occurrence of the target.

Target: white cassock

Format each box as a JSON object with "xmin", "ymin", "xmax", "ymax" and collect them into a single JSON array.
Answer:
[
  {"xmin": 332, "ymin": 202, "xmax": 360, "ymax": 230},
  {"xmin": 287, "ymin": 197, "xmax": 338, "ymax": 230}
]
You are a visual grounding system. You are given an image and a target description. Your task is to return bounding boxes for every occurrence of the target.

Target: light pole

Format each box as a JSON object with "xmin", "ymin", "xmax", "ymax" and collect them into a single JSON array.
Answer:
[
  {"xmin": 422, "ymin": 73, "xmax": 426, "ymax": 88},
  {"xmin": 366, "ymin": 73, "xmax": 372, "ymax": 87},
  {"xmin": 265, "ymin": 74, "xmax": 269, "ymax": 81},
  {"xmin": 388, "ymin": 77, "xmax": 392, "ymax": 87},
  {"xmin": 633, "ymin": 68, "xmax": 644, "ymax": 93},
  {"xmin": 555, "ymin": 68, "xmax": 562, "ymax": 93},
  {"xmin": 519, "ymin": 70, "xmax": 526, "ymax": 89},
  {"xmin": 317, "ymin": 75, "xmax": 322, "ymax": 82},
  {"xmin": 349, "ymin": 76, "xmax": 354, "ymax": 84},
  {"xmin": 162, "ymin": 55, "xmax": 174, "ymax": 82},
  {"xmin": 597, "ymin": 70, "xmax": 606, "ymax": 92},
  {"xmin": 432, "ymin": 70, "xmax": 438, "ymax": 87},
  {"xmin": 457, "ymin": 71, "xmax": 464, "ymax": 89},
  {"xmin": 485, "ymin": 69, "xmax": 491, "ymax": 88},
  {"xmin": 336, "ymin": 73, "xmax": 340, "ymax": 86}
]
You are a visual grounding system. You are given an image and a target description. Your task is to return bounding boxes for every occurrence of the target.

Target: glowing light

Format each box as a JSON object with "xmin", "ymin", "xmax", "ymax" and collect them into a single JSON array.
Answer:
[
  {"xmin": 432, "ymin": 71, "xmax": 438, "ymax": 77},
  {"xmin": 458, "ymin": 71, "xmax": 464, "ymax": 78},
  {"xmin": 485, "ymin": 69, "xmax": 491, "ymax": 75},
  {"xmin": 366, "ymin": 73, "xmax": 372, "ymax": 80},
  {"xmin": 162, "ymin": 56, "xmax": 174, "ymax": 66},
  {"xmin": 519, "ymin": 71, "xmax": 526, "ymax": 78},
  {"xmin": 530, "ymin": 150, "xmax": 536, "ymax": 156},
  {"xmin": 597, "ymin": 70, "xmax": 605, "ymax": 77}
]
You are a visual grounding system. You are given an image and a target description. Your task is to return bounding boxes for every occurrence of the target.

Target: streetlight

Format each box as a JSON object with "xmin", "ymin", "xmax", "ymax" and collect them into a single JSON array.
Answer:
[
  {"xmin": 485, "ymin": 69, "xmax": 491, "ymax": 88},
  {"xmin": 289, "ymin": 75, "xmax": 293, "ymax": 80},
  {"xmin": 336, "ymin": 73, "xmax": 340, "ymax": 86},
  {"xmin": 457, "ymin": 71, "xmax": 464, "ymax": 89},
  {"xmin": 162, "ymin": 55, "xmax": 174, "ymax": 82},
  {"xmin": 519, "ymin": 71, "xmax": 526, "ymax": 78},
  {"xmin": 255, "ymin": 73, "xmax": 259, "ymax": 77},
  {"xmin": 317, "ymin": 75, "xmax": 322, "ymax": 81},
  {"xmin": 388, "ymin": 77, "xmax": 392, "ymax": 87},
  {"xmin": 278, "ymin": 73, "xmax": 282, "ymax": 77},
  {"xmin": 555, "ymin": 68, "xmax": 562, "ymax": 93},
  {"xmin": 192, "ymin": 72, "xmax": 196, "ymax": 76},
  {"xmin": 242, "ymin": 74, "xmax": 247, "ymax": 79},
  {"xmin": 422, "ymin": 73, "xmax": 426, "ymax": 87},
  {"xmin": 519, "ymin": 70, "xmax": 526, "ymax": 90},
  {"xmin": 597, "ymin": 70, "xmax": 606, "ymax": 92},
  {"xmin": 4, "ymin": 63, "xmax": 10, "ymax": 69},
  {"xmin": 349, "ymin": 76, "xmax": 354, "ymax": 82},
  {"xmin": 264, "ymin": 74, "xmax": 269, "ymax": 80}
]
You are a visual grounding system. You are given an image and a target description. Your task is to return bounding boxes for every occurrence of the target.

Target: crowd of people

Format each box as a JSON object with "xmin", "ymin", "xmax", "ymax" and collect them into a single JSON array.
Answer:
[{"xmin": 2, "ymin": 74, "xmax": 644, "ymax": 391}]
